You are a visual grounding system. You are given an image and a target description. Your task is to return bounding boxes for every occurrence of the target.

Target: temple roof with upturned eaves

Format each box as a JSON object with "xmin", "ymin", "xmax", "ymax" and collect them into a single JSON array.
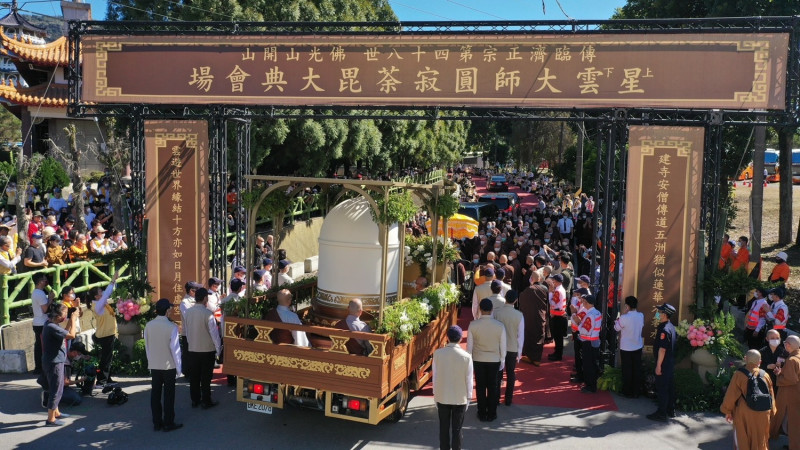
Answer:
[
  {"xmin": 0, "ymin": 31, "xmax": 68, "ymax": 67},
  {"xmin": 0, "ymin": 79, "xmax": 68, "ymax": 107}
]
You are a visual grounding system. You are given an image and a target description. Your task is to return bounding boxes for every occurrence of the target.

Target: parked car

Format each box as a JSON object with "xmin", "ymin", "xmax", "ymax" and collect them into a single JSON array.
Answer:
[
  {"xmin": 458, "ymin": 202, "xmax": 498, "ymax": 222},
  {"xmin": 487, "ymin": 175, "xmax": 509, "ymax": 192},
  {"xmin": 477, "ymin": 192, "xmax": 520, "ymax": 213},
  {"xmin": 792, "ymin": 172, "xmax": 800, "ymax": 184}
]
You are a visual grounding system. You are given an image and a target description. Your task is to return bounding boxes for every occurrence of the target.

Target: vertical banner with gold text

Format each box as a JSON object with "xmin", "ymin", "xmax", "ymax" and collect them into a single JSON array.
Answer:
[
  {"xmin": 622, "ymin": 126, "xmax": 704, "ymax": 348},
  {"xmin": 144, "ymin": 120, "xmax": 209, "ymax": 323}
]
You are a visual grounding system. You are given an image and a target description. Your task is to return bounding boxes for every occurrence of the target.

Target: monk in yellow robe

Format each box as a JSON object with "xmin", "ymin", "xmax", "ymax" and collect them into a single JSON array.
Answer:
[
  {"xmin": 770, "ymin": 335, "xmax": 800, "ymax": 449},
  {"xmin": 721, "ymin": 349, "xmax": 776, "ymax": 450}
]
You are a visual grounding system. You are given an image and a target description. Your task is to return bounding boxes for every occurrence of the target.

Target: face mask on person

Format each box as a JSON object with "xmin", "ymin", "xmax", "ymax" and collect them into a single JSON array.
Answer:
[
  {"xmin": 769, "ymin": 339, "xmax": 781, "ymax": 347},
  {"xmin": 473, "ymin": 259, "xmax": 479, "ymax": 265},
  {"xmin": 508, "ymin": 256, "xmax": 514, "ymax": 261},
  {"xmin": 562, "ymin": 241, "xmax": 569, "ymax": 247},
  {"xmin": 544, "ymin": 219, "xmax": 551, "ymax": 225},
  {"xmin": 544, "ymin": 239, "xmax": 550, "ymax": 243},
  {"xmin": 654, "ymin": 312, "xmax": 661, "ymax": 322}
]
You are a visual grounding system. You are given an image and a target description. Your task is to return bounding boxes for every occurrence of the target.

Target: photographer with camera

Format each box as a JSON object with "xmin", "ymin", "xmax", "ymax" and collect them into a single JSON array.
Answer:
[{"xmin": 40, "ymin": 302, "xmax": 78, "ymax": 426}]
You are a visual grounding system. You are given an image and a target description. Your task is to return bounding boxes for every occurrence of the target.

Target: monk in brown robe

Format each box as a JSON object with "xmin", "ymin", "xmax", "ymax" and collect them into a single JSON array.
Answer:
[
  {"xmin": 720, "ymin": 349, "xmax": 776, "ymax": 450},
  {"xmin": 771, "ymin": 335, "xmax": 800, "ymax": 448},
  {"xmin": 518, "ymin": 271, "xmax": 549, "ymax": 366}
]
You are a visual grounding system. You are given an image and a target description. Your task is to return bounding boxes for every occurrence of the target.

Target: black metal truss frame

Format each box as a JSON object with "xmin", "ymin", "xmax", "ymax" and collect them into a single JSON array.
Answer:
[
  {"xmin": 589, "ymin": 112, "xmax": 628, "ymax": 366},
  {"xmin": 67, "ymin": 17, "xmax": 800, "ymax": 351}
]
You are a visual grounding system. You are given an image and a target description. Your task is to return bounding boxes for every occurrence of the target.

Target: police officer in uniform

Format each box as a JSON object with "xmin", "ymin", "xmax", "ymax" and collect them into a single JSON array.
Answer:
[{"xmin": 647, "ymin": 303, "xmax": 677, "ymax": 421}]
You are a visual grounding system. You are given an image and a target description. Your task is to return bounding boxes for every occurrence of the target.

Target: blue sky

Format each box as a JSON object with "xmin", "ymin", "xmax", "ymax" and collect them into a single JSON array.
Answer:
[{"xmin": 13, "ymin": 0, "xmax": 627, "ymax": 22}]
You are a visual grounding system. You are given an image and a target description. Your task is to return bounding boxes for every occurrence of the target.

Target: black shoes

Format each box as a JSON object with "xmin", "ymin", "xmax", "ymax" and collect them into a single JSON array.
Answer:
[
  {"xmin": 154, "ymin": 424, "xmax": 162, "ymax": 431},
  {"xmin": 570, "ymin": 376, "xmax": 584, "ymax": 384},
  {"xmin": 162, "ymin": 423, "xmax": 183, "ymax": 432},
  {"xmin": 646, "ymin": 412, "xmax": 668, "ymax": 422},
  {"xmin": 580, "ymin": 386, "xmax": 596, "ymax": 393},
  {"xmin": 547, "ymin": 354, "xmax": 562, "ymax": 361},
  {"xmin": 201, "ymin": 400, "xmax": 219, "ymax": 409},
  {"xmin": 191, "ymin": 402, "xmax": 198, "ymax": 408}
]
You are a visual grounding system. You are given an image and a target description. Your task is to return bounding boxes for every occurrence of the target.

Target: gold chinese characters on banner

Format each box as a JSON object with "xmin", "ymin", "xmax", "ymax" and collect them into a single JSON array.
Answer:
[
  {"xmin": 144, "ymin": 121, "xmax": 210, "ymax": 320},
  {"xmin": 81, "ymin": 33, "xmax": 787, "ymax": 110},
  {"xmin": 622, "ymin": 126, "xmax": 704, "ymax": 347}
]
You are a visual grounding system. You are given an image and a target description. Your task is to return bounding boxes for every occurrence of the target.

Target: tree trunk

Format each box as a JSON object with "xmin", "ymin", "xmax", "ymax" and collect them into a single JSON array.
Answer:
[
  {"xmin": 779, "ymin": 126, "xmax": 794, "ymax": 245},
  {"xmin": 750, "ymin": 123, "xmax": 765, "ymax": 263},
  {"xmin": 64, "ymin": 125, "xmax": 88, "ymax": 234},
  {"xmin": 14, "ymin": 146, "xmax": 30, "ymax": 248}
]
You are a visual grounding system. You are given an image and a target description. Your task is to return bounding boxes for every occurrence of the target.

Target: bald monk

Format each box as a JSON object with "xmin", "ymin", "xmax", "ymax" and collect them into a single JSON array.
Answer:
[
  {"xmin": 720, "ymin": 349, "xmax": 776, "ymax": 450},
  {"xmin": 770, "ymin": 335, "xmax": 800, "ymax": 448}
]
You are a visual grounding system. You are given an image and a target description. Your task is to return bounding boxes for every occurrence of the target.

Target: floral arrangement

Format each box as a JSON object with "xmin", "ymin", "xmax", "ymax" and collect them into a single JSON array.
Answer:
[
  {"xmin": 378, "ymin": 283, "xmax": 459, "ymax": 343},
  {"xmin": 404, "ymin": 234, "xmax": 459, "ymax": 277},
  {"xmin": 116, "ymin": 298, "xmax": 150, "ymax": 323},
  {"xmin": 676, "ymin": 319, "xmax": 718, "ymax": 348},
  {"xmin": 416, "ymin": 282, "xmax": 460, "ymax": 320},
  {"xmin": 675, "ymin": 312, "xmax": 742, "ymax": 362},
  {"xmin": 377, "ymin": 299, "xmax": 429, "ymax": 344}
]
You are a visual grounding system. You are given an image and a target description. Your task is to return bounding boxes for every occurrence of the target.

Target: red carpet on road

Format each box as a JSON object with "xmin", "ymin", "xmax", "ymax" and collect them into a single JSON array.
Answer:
[
  {"xmin": 417, "ymin": 307, "xmax": 617, "ymax": 412},
  {"xmin": 471, "ymin": 175, "xmax": 540, "ymax": 210}
]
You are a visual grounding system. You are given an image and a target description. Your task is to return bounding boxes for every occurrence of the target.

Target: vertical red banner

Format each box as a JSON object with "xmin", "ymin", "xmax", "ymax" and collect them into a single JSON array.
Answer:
[
  {"xmin": 144, "ymin": 120, "xmax": 209, "ymax": 322},
  {"xmin": 623, "ymin": 126, "xmax": 704, "ymax": 347}
]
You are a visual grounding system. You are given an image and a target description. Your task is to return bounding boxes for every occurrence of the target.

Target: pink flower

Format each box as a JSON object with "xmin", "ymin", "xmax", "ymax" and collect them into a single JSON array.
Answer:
[
  {"xmin": 699, "ymin": 326, "xmax": 706, "ymax": 333},
  {"xmin": 707, "ymin": 330, "xmax": 713, "ymax": 336},
  {"xmin": 717, "ymin": 330, "xmax": 723, "ymax": 336},
  {"xmin": 124, "ymin": 314, "xmax": 132, "ymax": 321}
]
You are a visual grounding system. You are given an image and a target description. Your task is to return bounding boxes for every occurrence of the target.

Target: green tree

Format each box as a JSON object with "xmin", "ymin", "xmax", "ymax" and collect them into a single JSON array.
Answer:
[
  {"xmin": 110, "ymin": 1, "xmax": 459, "ymax": 178},
  {"xmin": 613, "ymin": 0, "xmax": 800, "ymax": 244},
  {"xmin": 33, "ymin": 156, "xmax": 70, "ymax": 194},
  {"xmin": 0, "ymin": 108, "xmax": 21, "ymax": 145}
]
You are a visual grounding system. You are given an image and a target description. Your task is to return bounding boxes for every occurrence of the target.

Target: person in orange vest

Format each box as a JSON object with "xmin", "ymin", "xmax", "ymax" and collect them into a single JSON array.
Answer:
[
  {"xmin": 577, "ymin": 293, "xmax": 603, "ymax": 393},
  {"xmin": 769, "ymin": 251, "xmax": 790, "ymax": 284},
  {"xmin": 731, "ymin": 236, "xmax": 750, "ymax": 273},
  {"xmin": 744, "ymin": 287, "xmax": 770, "ymax": 350},
  {"xmin": 547, "ymin": 273, "xmax": 568, "ymax": 361},
  {"xmin": 767, "ymin": 287, "xmax": 790, "ymax": 342},
  {"xmin": 718, "ymin": 233, "xmax": 734, "ymax": 271}
]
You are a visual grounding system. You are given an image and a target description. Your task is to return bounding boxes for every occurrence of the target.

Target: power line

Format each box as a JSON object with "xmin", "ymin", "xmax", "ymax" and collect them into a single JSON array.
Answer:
[
  {"xmin": 159, "ymin": 0, "xmax": 234, "ymax": 21},
  {"xmin": 390, "ymin": 1, "xmax": 454, "ymax": 20},
  {"xmin": 107, "ymin": 0, "xmax": 184, "ymax": 21},
  {"xmin": 445, "ymin": 0, "xmax": 506, "ymax": 20}
]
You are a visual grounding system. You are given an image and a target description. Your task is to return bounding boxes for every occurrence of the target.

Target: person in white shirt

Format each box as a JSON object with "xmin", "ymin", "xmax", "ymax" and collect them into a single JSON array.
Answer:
[
  {"xmin": 144, "ymin": 299, "xmax": 183, "ymax": 432},
  {"xmin": 493, "ymin": 290, "xmax": 525, "ymax": 406},
  {"xmin": 206, "ymin": 277, "xmax": 222, "ymax": 316},
  {"xmin": 433, "ymin": 325, "xmax": 473, "ymax": 450},
  {"xmin": 31, "ymin": 272, "xmax": 53, "ymax": 374},
  {"xmin": 557, "ymin": 211, "xmax": 574, "ymax": 242},
  {"xmin": 184, "ymin": 288, "xmax": 222, "ymax": 409},
  {"xmin": 277, "ymin": 259, "xmax": 294, "ymax": 287},
  {"xmin": 614, "ymin": 296, "xmax": 644, "ymax": 398}
]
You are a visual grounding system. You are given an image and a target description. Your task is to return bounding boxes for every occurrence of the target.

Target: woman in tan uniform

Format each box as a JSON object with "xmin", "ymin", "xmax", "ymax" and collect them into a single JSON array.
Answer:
[
  {"xmin": 720, "ymin": 349, "xmax": 776, "ymax": 450},
  {"xmin": 771, "ymin": 335, "xmax": 800, "ymax": 448}
]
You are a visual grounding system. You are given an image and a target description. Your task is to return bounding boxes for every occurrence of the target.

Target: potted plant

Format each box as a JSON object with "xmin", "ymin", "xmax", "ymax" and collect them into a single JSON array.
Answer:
[{"xmin": 676, "ymin": 312, "xmax": 742, "ymax": 382}]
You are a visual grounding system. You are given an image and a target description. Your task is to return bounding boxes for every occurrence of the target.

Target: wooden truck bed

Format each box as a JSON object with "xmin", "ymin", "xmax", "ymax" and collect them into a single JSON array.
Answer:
[{"xmin": 223, "ymin": 304, "xmax": 458, "ymax": 423}]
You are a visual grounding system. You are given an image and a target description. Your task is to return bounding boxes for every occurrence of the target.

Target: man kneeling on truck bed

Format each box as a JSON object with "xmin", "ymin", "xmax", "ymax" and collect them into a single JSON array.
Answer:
[
  {"xmin": 335, "ymin": 299, "xmax": 374, "ymax": 355},
  {"xmin": 266, "ymin": 289, "xmax": 309, "ymax": 347}
]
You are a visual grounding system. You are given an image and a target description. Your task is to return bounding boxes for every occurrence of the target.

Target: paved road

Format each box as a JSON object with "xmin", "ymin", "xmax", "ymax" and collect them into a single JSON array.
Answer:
[{"xmin": 4, "ymin": 360, "xmax": 791, "ymax": 449}]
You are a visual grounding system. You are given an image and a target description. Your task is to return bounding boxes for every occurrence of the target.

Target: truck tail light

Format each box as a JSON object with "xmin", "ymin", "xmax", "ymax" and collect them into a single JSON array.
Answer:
[
  {"xmin": 347, "ymin": 399, "xmax": 361, "ymax": 410},
  {"xmin": 253, "ymin": 383, "xmax": 264, "ymax": 395},
  {"xmin": 272, "ymin": 393, "xmax": 278, "ymax": 403}
]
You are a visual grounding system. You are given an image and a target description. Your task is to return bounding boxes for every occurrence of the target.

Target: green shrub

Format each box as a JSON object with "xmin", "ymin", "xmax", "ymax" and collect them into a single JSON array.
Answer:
[
  {"xmin": 33, "ymin": 156, "xmax": 70, "ymax": 193},
  {"xmin": 674, "ymin": 368, "xmax": 708, "ymax": 411}
]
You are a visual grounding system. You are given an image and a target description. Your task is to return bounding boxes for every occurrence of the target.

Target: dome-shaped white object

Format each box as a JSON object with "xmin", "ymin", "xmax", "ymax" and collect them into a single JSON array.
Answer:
[{"xmin": 313, "ymin": 197, "xmax": 399, "ymax": 323}]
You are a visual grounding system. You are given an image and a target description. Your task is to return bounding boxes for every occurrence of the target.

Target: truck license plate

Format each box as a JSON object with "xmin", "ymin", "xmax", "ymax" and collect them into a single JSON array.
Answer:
[{"xmin": 246, "ymin": 402, "xmax": 273, "ymax": 415}]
